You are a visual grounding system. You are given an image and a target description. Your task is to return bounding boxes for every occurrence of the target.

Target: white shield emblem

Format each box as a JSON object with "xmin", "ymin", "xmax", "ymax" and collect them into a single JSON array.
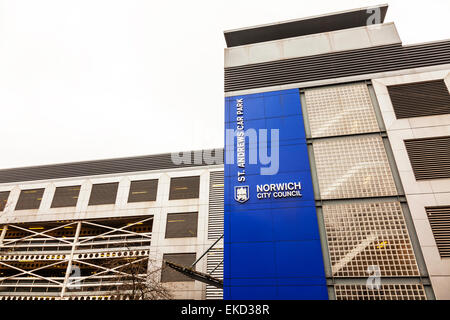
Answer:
[{"xmin": 234, "ymin": 186, "xmax": 249, "ymax": 203}]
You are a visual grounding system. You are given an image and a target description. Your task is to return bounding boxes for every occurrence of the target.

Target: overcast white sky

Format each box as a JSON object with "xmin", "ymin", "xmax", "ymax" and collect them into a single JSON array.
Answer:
[{"xmin": 0, "ymin": 0, "xmax": 449, "ymax": 169}]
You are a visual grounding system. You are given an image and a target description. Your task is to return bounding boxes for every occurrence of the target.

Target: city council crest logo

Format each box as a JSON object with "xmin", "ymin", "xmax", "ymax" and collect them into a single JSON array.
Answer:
[{"xmin": 234, "ymin": 186, "xmax": 249, "ymax": 203}]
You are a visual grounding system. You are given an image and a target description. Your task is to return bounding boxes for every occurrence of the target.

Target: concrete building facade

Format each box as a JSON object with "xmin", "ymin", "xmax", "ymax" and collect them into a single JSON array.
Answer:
[{"xmin": 0, "ymin": 4, "xmax": 449, "ymax": 300}]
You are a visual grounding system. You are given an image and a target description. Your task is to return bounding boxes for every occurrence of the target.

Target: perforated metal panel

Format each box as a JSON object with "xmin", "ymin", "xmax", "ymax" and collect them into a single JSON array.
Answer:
[
  {"xmin": 426, "ymin": 206, "xmax": 450, "ymax": 258},
  {"xmin": 15, "ymin": 189, "xmax": 45, "ymax": 210},
  {"xmin": 161, "ymin": 253, "xmax": 196, "ymax": 282},
  {"xmin": 165, "ymin": 212, "xmax": 198, "ymax": 238},
  {"xmin": 405, "ymin": 136, "xmax": 450, "ymax": 180},
  {"xmin": 305, "ymin": 83, "xmax": 379, "ymax": 138},
  {"xmin": 313, "ymin": 135, "xmax": 397, "ymax": 199},
  {"xmin": 169, "ymin": 176, "xmax": 200, "ymax": 200},
  {"xmin": 335, "ymin": 284, "xmax": 426, "ymax": 300},
  {"xmin": 51, "ymin": 186, "xmax": 80, "ymax": 208},
  {"xmin": 128, "ymin": 179, "xmax": 158, "ymax": 203},
  {"xmin": 88, "ymin": 183, "xmax": 119, "ymax": 206},
  {"xmin": 0, "ymin": 191, "xmax": 10, "ymax": 212},
  {"xmin": 387, "ymin": 80, "xmax": 450, "ymax": 119},
  {"xmin": 208, "ymin": 171, "xmax": 224, "ymax": 240},
  {"xmin": 323, "ymin": 201, "xmax": 419, "ymax": 277}
]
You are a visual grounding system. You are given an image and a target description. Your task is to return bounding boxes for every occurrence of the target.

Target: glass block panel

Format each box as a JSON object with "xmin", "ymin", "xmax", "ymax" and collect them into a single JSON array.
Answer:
[
  {"xmin": 335, "ymin": 284, "xmax": 426, "ymax": 300},
  {"xmin": 323, "ymin": 201, "xmax": 419, "ymax": 277},
  {"xmin": 313, "ymin": 135, "xmax": 397, "ymax": 199},
  {"xmin": 305, "ymin": 83, "xmax": 379, "ymax": 138}
]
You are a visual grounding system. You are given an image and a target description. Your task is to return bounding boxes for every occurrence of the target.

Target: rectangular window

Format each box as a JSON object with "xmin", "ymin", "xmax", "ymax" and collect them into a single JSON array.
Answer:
[
  {"xmin": 128, "ymin": 179, "xmax": 158, "ymax": 203},
  {"xmin": 426, "ymin": 206, "xmax": 450, "ymax": 258},
  {"xmin": 165, "ymin": 212, "xmax": 198, "ymax": 238},
  {"xmin": 161, "ymin": 253, "xmax": 196, "ymax": 282},
  {"xmin": 387, "ymin": 80, "xmax": 450, "ymax": 119},
  {"xmin": 405, "ymin": 136, "xmax": 450, "ymax": 180},
  {"xmin": 15, "ymin": 188, "xmax": 45, "ymax": 210},
  {"xmin": 88, "ymin": 182, "xmax": 119, "ymax": 206},
  {"xmin": 0, "ymin": 191, "xmax": 10, "ymax": 212},
  {"xmin": 169, "ymin": 176, "xmax": 200, "ymax": 200},
  {"xmin": 51, "ymin": 186, "xmax": 81, "ymax": 208}
]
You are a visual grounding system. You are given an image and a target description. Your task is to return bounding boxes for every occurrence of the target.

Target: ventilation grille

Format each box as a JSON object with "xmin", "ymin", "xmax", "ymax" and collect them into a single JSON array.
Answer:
[
  {"xmin": 205, "ymin": 248, "xmax": 223, "ymax": 300},
  {"xmin": 224, "ymin": 41, "xmax": 450, "ymax": 92},
  {"xmin": 426, "ymin": 206, "xmax": 450, "ymax": 258},
  {"xmin": 0, "ymin": 149, "xmax": 223, "ymax": 184},
  {"xmin": 208, "ymin": 171, "xmax": 224, "ymax": 240},
  {"xmin": 387, "ymin": 80, "xmax": 450, "ymax": 119},
  {"xmin": 404, "ymin": 136, "xmax": 450, "ymax": 180}
]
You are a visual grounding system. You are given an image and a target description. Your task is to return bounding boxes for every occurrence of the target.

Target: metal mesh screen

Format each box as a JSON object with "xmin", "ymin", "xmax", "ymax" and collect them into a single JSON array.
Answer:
[
  {"xmin": 165, "ymin": 212, "xmax": 198, "ymax": 238},
  {"xmin": 161, "ymin": 253, "xmax": 196, "ymax": 282},
  {"xmin": 88, "ymin": 183, "xmax": 119, "ymax": 206},
  {"xmin": 128, "ymin": 179, "xmax": 158, "ymax": 203},
  {"xmin": 305, "ymin": 83, "xmax": 379, "ymax": 138},
  {"xmin": 323, "ymin": 201, "xmax": 419, "ymax": 277},
  {"xmin": 313, "ymin": 135, "xmax": 397, "ymax": 199},
  {"xmin": 51, "ymin": 186, "xmax": 81, "ymax": 208},
  {"xmin": 0, "ymin": 191, "xmax": 10, "ymax": 212},
  {"xmin": 15, "ymin": 189, "xmax": 45, "ymax": 210},
  {"xmin": 169, "ymin": 176, "xmax": 200, "ymax": 200},
  {"xmin": 335, "ymin": 284, "xmax": 426, "ymax": 300}
]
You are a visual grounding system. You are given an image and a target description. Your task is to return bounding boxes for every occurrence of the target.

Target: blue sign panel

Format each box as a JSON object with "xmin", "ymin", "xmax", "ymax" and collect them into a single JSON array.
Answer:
[{"xmin": 224, "ymin": 89, "xmax": 328, "ymax": 300}]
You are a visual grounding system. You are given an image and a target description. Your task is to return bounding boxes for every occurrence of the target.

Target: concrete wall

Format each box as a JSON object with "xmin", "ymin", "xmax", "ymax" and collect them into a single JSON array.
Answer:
[
  {"xmin": 373, "ymin": 69, "xmax": 450, "ymax": 300},
  {"xmin": 225, "ymin": 23, "xmax": 401, "ymax": 68},
  {"xmin": 0, "ymin": 165, "xmax": 223, "ymax": 300}
]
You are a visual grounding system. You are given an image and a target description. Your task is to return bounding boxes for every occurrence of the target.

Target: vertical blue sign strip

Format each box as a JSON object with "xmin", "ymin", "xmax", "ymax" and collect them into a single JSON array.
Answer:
[{"xmin": 224, "ymin": 89, "xmax": 328, "ymax": 300}]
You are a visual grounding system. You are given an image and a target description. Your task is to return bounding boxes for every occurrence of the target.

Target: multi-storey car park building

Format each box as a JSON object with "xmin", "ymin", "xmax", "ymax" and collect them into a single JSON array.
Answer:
[
  {"xmin": 0, "ymin": 151, "xmax": 225, "ymax": 300},
  {"xmin": 0, "ymin": 4, "xmax": 449, "ymax": 300},
  {"xmin": 223, "ymin": 4, "xmax": 450, "ymax": 300}
]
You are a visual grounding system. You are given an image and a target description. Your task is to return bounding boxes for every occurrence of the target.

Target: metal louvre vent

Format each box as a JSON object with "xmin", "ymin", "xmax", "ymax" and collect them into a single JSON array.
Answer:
[
  {"xmin": 426, "ymin": 206, "xmax": 450, "ymax": 258},
  {"xmin": 404, "ymin": 136, "xmax": 450, "ymax": 180},
  {"xmin": 15, "ymin": 189, "xmax": 45, "ymax": 211},
  {"xmin": 224, "ymin": 41, "xmax": 450, "ymax": 92},
  {"xmin": 51, "ymin": 186, "xmax": 81, "ymax": 208},
  {"xmin": 0, "ymin": 149, "xmax": 223, "ymax": 184},
  {"xmin": 387, "ymin": 80, "xmax": 450, "ymax": 119},
  {"xmin": 208, "ymin": 171, "xmax": 224, "ymax": 240},
  {"xmin": 88, "ymin": 183, "xmax": 119, "ymax": 206},
  {"xmin": 0, "ymin": 191, "xmax": 10, "ymax": 212},
  {"xmin": 205, "ymin": 248, "xmax": 223, "ymax": 300}
]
